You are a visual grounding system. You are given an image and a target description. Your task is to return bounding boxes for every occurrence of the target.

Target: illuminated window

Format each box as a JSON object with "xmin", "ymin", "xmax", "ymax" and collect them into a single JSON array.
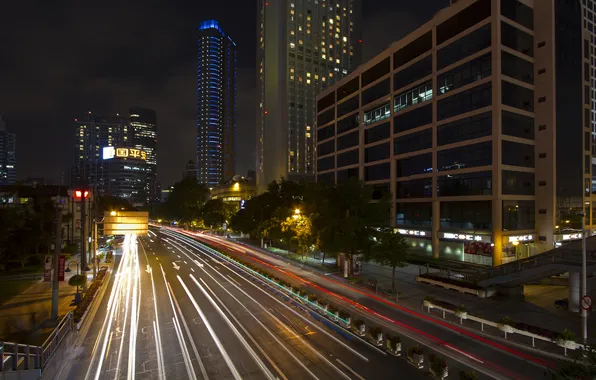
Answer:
[
  {"xmin": 290, "ymin": 42, "xmax": 295, "ymax": 48},
  {"xmin": 307, "ymin": 72, "xmax": 311, "ymax": 77},
  {"xmin": 307, "ymin": 79, "xmax": 311, "ymax": 84}
]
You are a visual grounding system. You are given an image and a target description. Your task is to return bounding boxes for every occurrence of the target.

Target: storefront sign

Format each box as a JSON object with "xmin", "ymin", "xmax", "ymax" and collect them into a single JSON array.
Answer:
[
  {"xmin": 396, "ymin": 229, "xmax": 427, "ymax": 237},
  {"xmin": 562, "ymin": 233, "xmax": 582, "ymax": 241},
  {"xmin": 508, "ymin": 235, "xmax": 534, "ymax": 243},
  {"xmin": 442, "ymin": 232, "xmax": 487, "ymax": 242}
]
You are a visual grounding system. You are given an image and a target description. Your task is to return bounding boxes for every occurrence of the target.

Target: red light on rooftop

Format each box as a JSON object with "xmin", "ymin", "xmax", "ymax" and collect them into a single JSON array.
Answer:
[
  {"xmin": 358, "ymin": 39, "xmax": 363, "ymax": 43},
  {"xmin": 264, "ymin": 110, "xmax": 268, "ymax": 115}
]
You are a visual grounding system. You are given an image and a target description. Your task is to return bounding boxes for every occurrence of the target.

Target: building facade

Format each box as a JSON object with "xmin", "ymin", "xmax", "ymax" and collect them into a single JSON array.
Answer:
[
  {"xmin": 183, "ymin": 160, "xmax": 198, "ymax": 180},
  {"xmin": 256, "ymin": 0, "xmax": 362, "ymax": 192},
  {"xmin": 129, "ymin": 107, "xmax": 158, "ymax": 203},
  {"xmin": 71, "ymin": 113, "xmax": 131, "ymax": 188},
  {"xmin": 0, "ymin": 115, "xmax": 16, "ymax": 185},
  {"xmin": 197, "ymin": 20, "xmax": 237, "ymax": 187},
  {"xmin": 316, "ymin": 0, "xmax": 589, "ymax": 266},
  {"xmin": 100, "ymin": 146, "xmax": 151, "ymax": 207}
]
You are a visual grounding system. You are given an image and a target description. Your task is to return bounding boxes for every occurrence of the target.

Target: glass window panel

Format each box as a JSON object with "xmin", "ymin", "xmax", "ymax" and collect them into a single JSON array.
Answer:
[
  {"xmin": 501, "ymin": 21, "xmax": 533, "ymax": 57},
  {"xmin": 502, "ymin": 170, "xmax": 534, "ymax": 195},
  {"xmin": 437, "ymin": 82, "xmax": 492, "ymax": 121},
  {"xmin": 394, "ymin": 55, "xmax": 432, "ymax": 91},
  {"xmin": 437, "ymin": 141, "xmax": 492, "ymax": 171},
  {"xmin": 437, "ymin": 53, "xmax": 491, "ymax": 95},
  {"xmin": 396, "ymin": 202, "xmax": 432, "ymax": 227},
  {"xmin": 394, "ymin": 80, "xmax": 433, "ymax": 113},
  {"xmin": 394, "ymin": 128, "xmax": 432, "ymax": 155},
  {"xmin": 502, "ymin": 141, "xmax": 534, "ymax": 167},
  {"xmin": 437, "ymin": 112, "xmax": 492, "ymax": 146},
  {"xmin": 394, "ymin": 104, "xmax": 432, "ymax": 133},
  {"xmin": 362, "ymin": 78, "xmax": 390, "ymax": 106},
  {"xmin": 365, "ymin": 122, "xmax": 390, "ymax": 144},
  {"xmin": 502, "ymin": 200, "xmax": 534, "ymax": 230},
  {"xmin": 365, "ymin": 162, "xmax": 390, "ymax": 181},
  {"xmin": 397, "ymin": 153, "xmax": 433, "ymax": 177},
  {"xmin": 440, "ymin": 201, "xmax": 492, "ymax": 229},
  {"xmin": 502, "ymin": 110, "xmax": 534, "ymax": 140},
  {"xmin": 437, "ymin": 171, "xmax": 492, "ymax": 196},
  {"xmin": 397, "ymin": 178, "xmax": 433, "ymax": 198},
  {"xmin": 337, "ymin": 130, "xmax": 359, "ymax": 151},
  {"xmin": 437, "ymin": 24, "xmax": 491, "ymax": 70},
  {"xmin": 337, "ymin": 148, "xmax": 359, "ymax": 167},
  {"xmin": 365, "ymin": 142, "xmax": 390, "ymax": 163}
]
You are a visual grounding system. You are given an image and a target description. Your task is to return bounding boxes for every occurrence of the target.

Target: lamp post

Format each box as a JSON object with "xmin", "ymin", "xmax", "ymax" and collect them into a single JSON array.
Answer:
[{"xmin": 580, "ymin": 211, "xmax": 588, "ymax": 344}]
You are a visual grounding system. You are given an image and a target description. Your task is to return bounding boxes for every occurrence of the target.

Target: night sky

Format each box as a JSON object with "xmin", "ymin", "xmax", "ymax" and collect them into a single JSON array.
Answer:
[{"xmin": 0, "ymin": 0, "xmax": 449, "ymax": 188}]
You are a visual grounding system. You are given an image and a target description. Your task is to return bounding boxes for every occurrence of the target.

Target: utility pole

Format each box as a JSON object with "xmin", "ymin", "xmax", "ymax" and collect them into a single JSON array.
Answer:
[
  {"xmin": 51, "ymin": 207, "xmax": 62, "ymax": 320},
  {"xmin": 80, "ymin": 189, "xmax": 87, "ymax": 292},
  {"xmin": 581, "ymin": 211, "xmax": 588, "ymax": 344}
]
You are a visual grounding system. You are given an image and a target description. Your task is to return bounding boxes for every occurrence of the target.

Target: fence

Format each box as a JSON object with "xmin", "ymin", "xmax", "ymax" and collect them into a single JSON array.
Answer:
[{"xmin": 0, "ymin": 312, "xmax": 75, "ymax": 379}]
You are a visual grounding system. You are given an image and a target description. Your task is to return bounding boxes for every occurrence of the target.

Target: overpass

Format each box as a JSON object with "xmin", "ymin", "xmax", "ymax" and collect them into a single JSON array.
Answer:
[{"xmin": 468, "ymin": 236, "xmax": 596, "ymax": 287}]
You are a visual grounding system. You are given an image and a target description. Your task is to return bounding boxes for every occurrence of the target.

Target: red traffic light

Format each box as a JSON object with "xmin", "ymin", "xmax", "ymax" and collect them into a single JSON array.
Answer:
[{"xmin": 74, "ymin": 190, "xmax": 89, "ymax": 198}]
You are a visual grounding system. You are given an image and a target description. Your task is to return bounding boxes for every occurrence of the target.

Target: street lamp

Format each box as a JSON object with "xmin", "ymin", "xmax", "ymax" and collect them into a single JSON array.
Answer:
[
  {"xmin": 110, "ymin": 210, "xmax": 117, "ymax": 216},
  {"xmin": 294, "ymin": 208, "xmax": 301, "ymax": 215}
]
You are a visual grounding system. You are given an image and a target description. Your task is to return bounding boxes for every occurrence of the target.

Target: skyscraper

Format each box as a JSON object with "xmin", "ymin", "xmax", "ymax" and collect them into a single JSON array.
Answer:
[
  {"xmin": 582, "ymin": 1, "xmax": 596, "ymax": 193},
  {"xmin": 256, "ymin": 0, "xmax": 362, "ymax": 192},
  {"xmin": 129, "ymin": 107, "xmax": 157, "ymax": 202},
  {"xmin": 71, "ymin": 112, "xmax": 131, "ymax": 188},
  {"xmin": 0, "ymin": 115, "xmax": 16, "ymax": 185},
  {"xmin": 197, "ymin": 20, "xmax": 237, "ymax": 187}
]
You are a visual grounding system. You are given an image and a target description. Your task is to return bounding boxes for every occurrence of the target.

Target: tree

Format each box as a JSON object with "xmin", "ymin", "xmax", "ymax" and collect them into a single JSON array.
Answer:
[
  {"xmin": 201, "ymin": 199, "xmax": 235, "ymax": 229},
  {"xmin": 281, "ymin": 212, "xmax": 315, "ymax": 260},
  {"xmin": 369, "ymin": 227, "xmax": 409, "ymax": 292},
  {"xmin": 316, "ymin": 178, "xmax": 391, "ymax": 275},
  {"xmin": 553, "ymin": 345, "xmax": 596, "ymax": 379},
  {"xmin": 158, "ymin": 177, "xmax": 209, "ymax": 224}
]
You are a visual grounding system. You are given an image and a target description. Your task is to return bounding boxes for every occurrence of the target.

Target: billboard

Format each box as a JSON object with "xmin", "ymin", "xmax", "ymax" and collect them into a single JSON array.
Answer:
[
  {"xmin": 102, "ymin": 146, "xmax": 147, "ymax": 161},
  {"xmin": 104, "ymin": 211, "xmax": 149, "ymax": 235}
]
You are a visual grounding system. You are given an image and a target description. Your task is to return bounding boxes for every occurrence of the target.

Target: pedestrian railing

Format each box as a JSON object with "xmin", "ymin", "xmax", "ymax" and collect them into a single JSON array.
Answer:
[
  {"xmin": 0, "ymin": 312, "xmax": 74, "ymax": 378},
  {"xmin": 0, "ymin": 273, "xmax": 44, "ymax": 282},
  {"xmin": 0, "ymin": 341, "xmax": 42, "ymax": 372}
]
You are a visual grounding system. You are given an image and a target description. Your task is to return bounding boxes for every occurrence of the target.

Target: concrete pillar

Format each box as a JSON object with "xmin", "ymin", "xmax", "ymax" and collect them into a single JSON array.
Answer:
[
  {"xmin": 432, "ymin": 200, "xmax": 440, "ymax": 259},
  {"xmin": 492, "ymin": 199, "xmax": 503, "ymax": 267},
  {"xmin": 569, "ymin": 271, "xmax": 581, "ymax": 313}
]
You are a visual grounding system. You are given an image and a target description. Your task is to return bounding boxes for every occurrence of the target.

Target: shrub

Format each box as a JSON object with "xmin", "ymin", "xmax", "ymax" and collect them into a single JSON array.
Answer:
[
  {"xmin": 459, "ymin": 370, "xmax": 478, "ymax": 380},
  {"xmin": 338, "ymin": 310, "xmax": 350, "ymax": 320},
  {"xmin": 408, "ymin": 345, "xmax": 423, "ymax": 356},
  {"xmin": 557, "ymin": 328, "xmax": 576, "ymax": 342},
  {"xmin": 68, "ymin": 275, "xmax": 86, "ymax": 287},
  {"xmin": 456, "ymin": 305, "xmax": 467, "ymax": 314},
  {"xmin": 424, "ymin": 296, "xmax": 435, "ymax": 303},
  {"xmin": 318, "ymin": 297, "xmax": 328, "ymax": 307},
  {"xmin": 498, "ymin": 316, "xmax": 514, "ymax": 326},
  {"xmin": 513, "ymin": 322, "xmax": 557, "ymax": 340},
  {"xmin": 429, "ymin": 353, "xmax": 447, "ymax": 373},
  {"xmin": 368, "ymin": 326, "xmax": 382, "ymax": 338},
  {"xmin": 352, "ymin": 318, "xmax": 364, "ymax": 328},
  {"xmin": 387, "ymin": 334, "xmax": 401, "ymax": 349}
]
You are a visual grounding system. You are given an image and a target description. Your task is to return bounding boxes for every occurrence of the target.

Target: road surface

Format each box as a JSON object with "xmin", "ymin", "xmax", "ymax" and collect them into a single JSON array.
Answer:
[
  {"xmin": 159, "ymin": 228, "xmax": 559, "ymax": 380},
  {"xmin": 62, "ymin": 232, "xmax": 431, "ymax": 379}
]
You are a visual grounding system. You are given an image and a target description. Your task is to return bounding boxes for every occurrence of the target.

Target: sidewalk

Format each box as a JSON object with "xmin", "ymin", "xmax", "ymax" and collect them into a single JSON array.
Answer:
[{"xmin": 0, "ymin": 254, "xmax": 100, "ymax": 345}]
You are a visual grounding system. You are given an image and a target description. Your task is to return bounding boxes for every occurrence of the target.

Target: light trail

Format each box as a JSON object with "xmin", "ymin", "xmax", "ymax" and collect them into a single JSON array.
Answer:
[
  {"xmin": 177, "ymin": 276, "xmax": 243, "ymax": 380},
  {"xmin": 163, "ymin": 229, "xmax": 536, "ymax": 380}
]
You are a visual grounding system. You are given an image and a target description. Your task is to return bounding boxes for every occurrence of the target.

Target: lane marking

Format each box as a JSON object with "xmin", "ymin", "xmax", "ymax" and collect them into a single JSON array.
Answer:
[
  {"xmin": 177, "ymin": 276, "xmax": 242, "ymax": 380},
  {"xmin": 336, "ymin": 359, "xmax": 365, "ymax": 380}
]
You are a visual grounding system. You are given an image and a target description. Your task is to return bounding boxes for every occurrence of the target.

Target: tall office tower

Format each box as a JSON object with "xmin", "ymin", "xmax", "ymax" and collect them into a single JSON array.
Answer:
[
  {"xmin": 129, "ymin": 107, "xmax": 158, "ymax": 203},
  {"xmin": 71, "ymin": 112, "xmax": 130, "ymax": 188},
  {"xmin": 316, "ymin": 0, "xmax": 588, "ymax": 267},
  {"xmin": 256, "ymin": 0, "xmax": 362, "ymax": 192},
  {"xmin": 197, "ymin": 20, "xmax": 237, "ymax": 187},
  {"xmin": 0, "ymin": 115, "xmax": 16, "ymax": 185},
  {"xmin": 582, "ymin": 1, "xmax": 596, "ymax": 192}
]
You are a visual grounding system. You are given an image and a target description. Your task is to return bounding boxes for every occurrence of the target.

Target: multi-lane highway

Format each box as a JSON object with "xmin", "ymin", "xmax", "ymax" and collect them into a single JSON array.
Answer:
[
  {"xmin": 62, "ymin": 230, "xmax": 436, "ymax": 379},
  {"xmin": 160, "ymin": 228, "xmax": 558, "ymax": 380}
]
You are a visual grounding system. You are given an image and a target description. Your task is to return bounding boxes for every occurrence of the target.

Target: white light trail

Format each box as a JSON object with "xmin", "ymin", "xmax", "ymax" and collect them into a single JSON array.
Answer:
[{"xmin": 177, "ymin": 276, "xmax": 242, "ymax": 380}]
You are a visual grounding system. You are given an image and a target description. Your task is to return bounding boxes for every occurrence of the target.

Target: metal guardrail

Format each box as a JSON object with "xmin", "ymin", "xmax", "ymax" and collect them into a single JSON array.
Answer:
[{"xmin": 41, "ymin": 312, "xmax": 74, "ymax": 368}]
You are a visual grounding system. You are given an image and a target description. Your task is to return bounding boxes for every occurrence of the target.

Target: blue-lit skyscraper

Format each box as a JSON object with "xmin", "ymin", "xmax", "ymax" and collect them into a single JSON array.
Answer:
[{"xmin": 197, "ymin": 20, "xmax": 237, "ymax": 187}]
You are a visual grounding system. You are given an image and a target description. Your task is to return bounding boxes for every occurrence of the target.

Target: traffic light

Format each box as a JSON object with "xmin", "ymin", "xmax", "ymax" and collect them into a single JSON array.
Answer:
[{"xmin": 74, "ymin": 190, "xmax": 89, "ymax": 199}]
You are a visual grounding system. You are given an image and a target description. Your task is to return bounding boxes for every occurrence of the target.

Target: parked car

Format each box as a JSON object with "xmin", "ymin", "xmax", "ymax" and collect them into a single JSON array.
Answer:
[{"xmin": 554, "ymin": 298, "xmax": 569, "ymax": 309}]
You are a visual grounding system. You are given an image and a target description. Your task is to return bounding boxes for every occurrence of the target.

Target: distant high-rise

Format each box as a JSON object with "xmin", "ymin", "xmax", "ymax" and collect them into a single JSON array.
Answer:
[
  {"xmin": 0, "ymin": 115, "xmax": 16, "ymax": 185},
  {"xmin": 197, "ymin": 20, "xmax": 237, "ymax": 187},
  {"xmin": 71, "ymin": 112, "xmax": 130, "ymax": 188},
  {"xmin": 183, "ymin": 160, "xmax": 198, "ymax": 180},
  {"xmin": 256, "ymin": 0, "xmax": 362, "ymax": 192},
  {"xmin": 129, "ymin": 107, "xmax": 157, "ymax": 203},
  {"xmin": 582, "ymin": 1, "xmax": 596, "ymax": 192}
]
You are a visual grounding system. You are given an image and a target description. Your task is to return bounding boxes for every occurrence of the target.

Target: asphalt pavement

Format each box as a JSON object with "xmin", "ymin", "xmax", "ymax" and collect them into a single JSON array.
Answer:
[
  {"xmin": 60, "ymin": 231, "xmax": 428, "ymax": 380},
  {"xmin": 162, "ymin": 228, "xmax": 560, "ymax": 380}
]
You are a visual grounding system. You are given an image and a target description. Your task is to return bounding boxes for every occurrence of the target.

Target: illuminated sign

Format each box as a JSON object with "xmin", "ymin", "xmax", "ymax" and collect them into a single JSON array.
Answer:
[
  {"xmin": 103, "ymin": 147, "xmax": 147, "ymax": 160},
  {"xmin": 103, "ymin": 146, "xmax": 115, "ymax": 160},
  {"xmin": 563, "ymin": 233, "xmax": 582, "ymax": 241},
  {"xmin": 508, "ymin": 235, "xmax": 534, "ymax": 243},
  {"xmin": 442, "ymin": 232, "xmax": 488, "ymax": 242},
  {"xmin": 396, "ymin": 229, "xmax": 427, "ymax": 237}
]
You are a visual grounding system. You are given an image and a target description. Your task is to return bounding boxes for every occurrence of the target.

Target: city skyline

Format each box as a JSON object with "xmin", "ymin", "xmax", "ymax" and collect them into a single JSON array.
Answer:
[{"xmin": 0, "ymin": 0, "xmax": 449, "ymax": 188}]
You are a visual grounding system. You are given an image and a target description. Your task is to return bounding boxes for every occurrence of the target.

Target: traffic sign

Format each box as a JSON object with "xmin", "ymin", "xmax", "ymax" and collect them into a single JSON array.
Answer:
[{"xmin": 581, "ymin": 295, "xmax": 592, "ymax": 311}]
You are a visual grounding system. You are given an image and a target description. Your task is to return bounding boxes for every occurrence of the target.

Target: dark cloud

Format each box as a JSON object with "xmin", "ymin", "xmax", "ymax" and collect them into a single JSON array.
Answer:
[{"xmin": 0, "ymin": 0, "xmax": 444, "ymax": 187}]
